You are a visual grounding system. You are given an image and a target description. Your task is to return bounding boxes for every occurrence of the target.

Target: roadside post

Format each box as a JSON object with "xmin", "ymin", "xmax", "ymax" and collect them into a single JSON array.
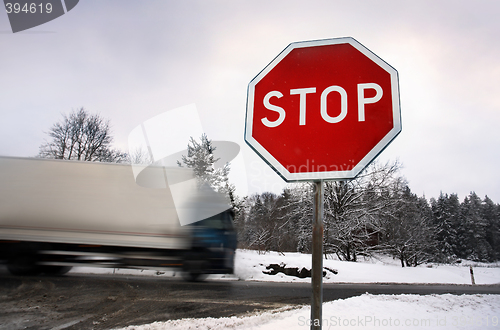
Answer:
[
  {"xmin": 245, "ymin": 37, "xmax": 401, "ymax": 329},
  {"xmin": 311, "ymin": 180, "xmax": 324, "ymax": 327}
]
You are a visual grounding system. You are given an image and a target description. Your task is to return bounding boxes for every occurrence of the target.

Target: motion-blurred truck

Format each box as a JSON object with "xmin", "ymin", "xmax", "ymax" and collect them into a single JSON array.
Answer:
[{"xmin": 0, "ymin": 156, "xmax": 237, "ymax": 281}]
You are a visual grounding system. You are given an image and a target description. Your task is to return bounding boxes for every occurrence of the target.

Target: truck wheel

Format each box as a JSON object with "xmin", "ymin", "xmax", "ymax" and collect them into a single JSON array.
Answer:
[
  {"xmin": 41, "ymin": 266, "xmax": 73, "ymax": 276},
  {"xmin": 181, "ymin": 271, "xmax": 208, "ymax": 282},
  {"xmin": 182, "ymin": 251, "xmax": 209, "ymax": 282},
  {"xmin": 7, "ymin": 256, "xmax": 42, "ymax": 276}
]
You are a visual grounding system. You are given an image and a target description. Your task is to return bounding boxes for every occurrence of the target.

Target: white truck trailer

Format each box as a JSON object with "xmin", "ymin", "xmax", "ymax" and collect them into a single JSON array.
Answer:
[{"xmin": 0, "ymin": 156, "xmax": 236, "ymax": 280}]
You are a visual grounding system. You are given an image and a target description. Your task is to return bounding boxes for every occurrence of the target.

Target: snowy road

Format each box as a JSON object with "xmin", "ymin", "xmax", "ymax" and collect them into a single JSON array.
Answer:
[
  {"xmin": 1, "ymin": 269, "xmax": 500, "ymax": 330},
  {"xmin": 2, "ymin": 250, "xmax": 500, "ymax": 329}
]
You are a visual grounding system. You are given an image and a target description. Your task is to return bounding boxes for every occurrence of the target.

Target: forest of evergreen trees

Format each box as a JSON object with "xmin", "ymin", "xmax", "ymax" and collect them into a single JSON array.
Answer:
[{"xmin": 233, "ymin": 161, "xmax": 500, "ymax": 266}]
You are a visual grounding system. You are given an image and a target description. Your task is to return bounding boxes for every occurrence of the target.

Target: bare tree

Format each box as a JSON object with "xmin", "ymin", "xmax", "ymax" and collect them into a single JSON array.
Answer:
[
  {"xmin": 38, "ymin": 108, "xmax": 127, "ymax": 163},
  {"xmin": 314, "ymin": 160, "xmax": 405, "ymax": 261},
  {"xmin": 127, "ymin": 147, "xmax": 153, "ymax": 165}
]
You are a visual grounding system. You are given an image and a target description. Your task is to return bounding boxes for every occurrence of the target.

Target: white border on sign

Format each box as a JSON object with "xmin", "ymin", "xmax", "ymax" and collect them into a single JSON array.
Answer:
[{"xmin": 244, "ymin": 37, "xmax": 401, "ymax": 182}]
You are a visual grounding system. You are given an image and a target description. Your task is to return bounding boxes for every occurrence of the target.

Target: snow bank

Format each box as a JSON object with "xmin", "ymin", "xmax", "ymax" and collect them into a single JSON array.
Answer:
[{"xmin": 117, "ymin": 294, "xmax": 500, "ymax": 330}]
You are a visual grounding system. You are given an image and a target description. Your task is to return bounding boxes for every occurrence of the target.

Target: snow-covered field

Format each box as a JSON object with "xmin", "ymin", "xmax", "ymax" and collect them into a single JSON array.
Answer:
[
  {"xmin": 70, "ymin": 250, "xmax": 500, "ymax": 330},
  {"xmin": 233, "ymin": 250, "xmax": 500, "ymax": 285}
]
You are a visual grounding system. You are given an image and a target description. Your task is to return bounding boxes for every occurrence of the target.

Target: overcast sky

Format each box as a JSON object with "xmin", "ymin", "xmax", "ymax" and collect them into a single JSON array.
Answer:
[{"xmin": 1, "ymin": 0, "xmax": 499, "ymax": 202}]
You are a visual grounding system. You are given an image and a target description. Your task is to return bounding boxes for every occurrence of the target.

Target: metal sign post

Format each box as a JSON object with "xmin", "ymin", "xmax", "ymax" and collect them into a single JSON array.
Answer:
[{"xmin": 311, "ymin": 180, "xmax": 324, "ymax": 330}]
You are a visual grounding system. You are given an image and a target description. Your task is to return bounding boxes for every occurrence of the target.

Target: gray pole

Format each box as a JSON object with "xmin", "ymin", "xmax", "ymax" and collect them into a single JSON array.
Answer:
[{"xmin": 311, "ymin": 180, "xmax": 324, "ymax": 330}]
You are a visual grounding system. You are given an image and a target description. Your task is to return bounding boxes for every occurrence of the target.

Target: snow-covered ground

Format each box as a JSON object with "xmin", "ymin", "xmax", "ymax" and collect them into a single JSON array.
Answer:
[
  {"xmin": 233, "ymin": 250, "xmax": 500, "ymax": 285},
  {"xmin": 69, "ymin": 250, "xmax": 500, "ymax": 330},
  {"xmin": 118, "ymin": 294, "xmax": 500, "ymax": 330}
]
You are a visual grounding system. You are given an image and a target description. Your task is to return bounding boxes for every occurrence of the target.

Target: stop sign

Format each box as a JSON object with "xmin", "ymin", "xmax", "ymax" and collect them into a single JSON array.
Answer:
[{"xmin": 245, "ymin": 37, "xmax": 401, "ymax": 181}]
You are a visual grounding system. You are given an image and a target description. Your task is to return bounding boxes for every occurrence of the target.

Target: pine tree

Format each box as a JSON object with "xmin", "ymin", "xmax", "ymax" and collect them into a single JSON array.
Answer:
[
  {"xmin": 285, "ymin": 183, "xmax": 313, "ymax": 253},
  {"xmin": 459, "ymin": 192, "xmax": 492, "ymax": 261},
  {"xmin": 275, "ymin": 188, "xmax": 301, "ymax": 252},
  {"xmin": 178, "ymin": 133, "xmax": 237, "ymax": 209},
  {"xmin": 178, "ymin": 134, "xmax": 219, "ymax": 186},
  {"xmin": 246, "ymin": 195, "xmax": 270, "ymax": 252},
  {"xmin": 431, "ymin": 193, "xmax": 460, "ymax": 262},
  {"xmin": 482, "ymin": 196, "xmax": 500, "ymax": 260},
  {"xmin": 383, "ymin": 187, "xmax": 436, "ymax": 267}
]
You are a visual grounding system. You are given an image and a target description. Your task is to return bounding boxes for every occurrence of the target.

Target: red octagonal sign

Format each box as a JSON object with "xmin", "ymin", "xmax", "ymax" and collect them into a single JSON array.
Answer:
[{"xmin": 245, "ymin": 37, "xmax": 401, "ymax": 181}]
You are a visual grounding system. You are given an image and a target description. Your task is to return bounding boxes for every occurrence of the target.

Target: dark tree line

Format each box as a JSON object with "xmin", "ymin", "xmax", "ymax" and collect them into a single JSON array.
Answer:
[
  {"xmin": 235, "ymin": 161, "xmax": 500, "ymax": 266},
  {"xmin": 430, "ymin": 192, "xmax": 500, "ymax": 262}
]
